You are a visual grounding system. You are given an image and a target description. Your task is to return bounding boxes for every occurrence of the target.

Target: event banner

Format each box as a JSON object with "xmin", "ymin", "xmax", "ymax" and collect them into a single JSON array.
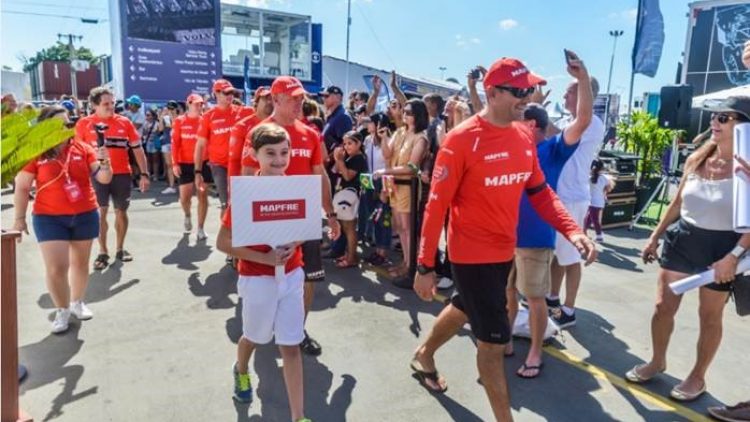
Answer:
[
  {"xmin": 110, "ymin": 0, "xmax": 222, "ymax": 102},
  {"xmin": 230, "ymin": 175, "xmax": 322, "ymax": 248}
]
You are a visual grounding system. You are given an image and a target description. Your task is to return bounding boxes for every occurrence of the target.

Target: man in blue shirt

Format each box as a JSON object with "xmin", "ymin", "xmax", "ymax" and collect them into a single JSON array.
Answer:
[
  {"xmin": 320, "ymin": 86, "xmax": 353, "ymax": 163},
  {"xmin": 506, "ymin": 53, "xmax": 593, "ymax": 379}
]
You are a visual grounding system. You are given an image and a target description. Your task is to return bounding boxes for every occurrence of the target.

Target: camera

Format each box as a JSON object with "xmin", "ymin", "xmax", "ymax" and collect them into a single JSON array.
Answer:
[
  {"xmin": 94, "ymin": 123, "xmax": 108, "ymax": 133},
  {"xmin": 470, "ymin": 68, "xmax": 482, "ymax": 80}
]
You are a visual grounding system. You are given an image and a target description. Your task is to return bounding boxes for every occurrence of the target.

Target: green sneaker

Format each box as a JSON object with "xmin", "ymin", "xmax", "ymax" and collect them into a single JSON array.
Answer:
[
  {"xmin": 296, "ymin": 418, "xmax": 312, "ymax": 422},
  {"xmin": 232, "ymin": 362, "xmax": 252, "ymax": 403}
]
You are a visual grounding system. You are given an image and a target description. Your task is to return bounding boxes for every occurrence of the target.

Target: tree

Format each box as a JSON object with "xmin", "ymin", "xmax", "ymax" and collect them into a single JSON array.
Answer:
[
  {"xmin": 1, "ymin": 109, "xmax": 74, "ymax": 185},
  {"xmin": 21, "ymin": 42, "xmax": 98, "ymax": 72}
]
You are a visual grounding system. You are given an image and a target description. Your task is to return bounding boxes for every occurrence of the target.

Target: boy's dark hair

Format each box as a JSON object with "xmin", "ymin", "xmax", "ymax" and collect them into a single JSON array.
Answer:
[
  {"xmin": 307, "ymin": 116, "xmax": 324, "ymax": 132},
  {"xmin": 590, "ymin": 159, "xmax": 604, "ymax": 184},
  {"xmin": 251, "ymin": 123, "xmax": 290, "ymax": 151},
  {"xmin": 89, "ymin": 86, "xmax": 113, "ymax": 106}
]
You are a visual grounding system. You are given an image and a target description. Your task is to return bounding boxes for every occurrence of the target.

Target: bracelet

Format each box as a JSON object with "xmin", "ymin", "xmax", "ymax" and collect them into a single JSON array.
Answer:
[
  {"xmin": 140, "ymin": 173, "xmax": 150, "ymax": 178},
  {"xmin": 194, "ymin": 169, "xmax": 202, "ymax": 174},
  {"xmin": 326, "ymin": 212, "xmax": 337, "ymax": 219},
  {"xmin": 407, "ymin": 163, "xmax": 420, "ymax": 174}
]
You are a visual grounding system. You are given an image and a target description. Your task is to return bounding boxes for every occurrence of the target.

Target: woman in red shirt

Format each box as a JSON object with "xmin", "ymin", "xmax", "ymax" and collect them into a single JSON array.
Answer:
[{"xmin": 12, "ymin": 105, "xmax": 112, "ymax": 334}]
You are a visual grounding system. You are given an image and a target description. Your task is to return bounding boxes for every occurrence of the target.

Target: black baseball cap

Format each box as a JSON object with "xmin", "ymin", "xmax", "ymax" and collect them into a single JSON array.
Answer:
[
  {"xmin": 319, "ymin": 86, "xmax": 344, "ymax": 97},
  {"xmin": 167, "ymin": 100, "xmax": 178, "ymax": 109},
  {"xmin": 702, "ymin": 96, "xmax": 750, "ymax": 121}
]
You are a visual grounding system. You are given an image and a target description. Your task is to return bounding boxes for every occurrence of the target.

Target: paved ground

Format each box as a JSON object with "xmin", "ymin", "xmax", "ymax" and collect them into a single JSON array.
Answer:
[{"xmin": 3, "ymin": 184, "xmax": 748, "ymax": 422}]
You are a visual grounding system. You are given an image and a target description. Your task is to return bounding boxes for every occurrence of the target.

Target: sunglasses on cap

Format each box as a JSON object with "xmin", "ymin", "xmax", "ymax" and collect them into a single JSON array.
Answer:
[
  {"xmin": 495, "ymin": 86, "xmax": 535, "ymax": 99},
  {"xmin": 711, "ymin": 112, "xmax": 743, "ymax": 124}
]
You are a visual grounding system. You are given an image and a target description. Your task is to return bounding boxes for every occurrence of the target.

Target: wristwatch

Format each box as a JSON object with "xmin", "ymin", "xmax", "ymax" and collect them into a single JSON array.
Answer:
[
  {"xmin": 326, "ymin": 212, "xmax": 337, "ymax": 219},
  {"xmin": 417, "ymin": 264, "xmax": 435, "ymax": 275},
  {"xmin": 139, "ymin": 173, "xmax": 150, "ymax": 179},
  {"xmin": 194, "ymin": 169, "xmax": 202, "ymax": 174},
  {"xmin": 730, "ymin": 245, "xmax": 747, "ymax": 259}
]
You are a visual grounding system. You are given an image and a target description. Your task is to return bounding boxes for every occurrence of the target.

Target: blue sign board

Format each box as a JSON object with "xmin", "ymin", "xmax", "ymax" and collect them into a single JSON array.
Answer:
[{"xmin": 117, "ymin": 0, "xmax": 222, "ymax": 103}]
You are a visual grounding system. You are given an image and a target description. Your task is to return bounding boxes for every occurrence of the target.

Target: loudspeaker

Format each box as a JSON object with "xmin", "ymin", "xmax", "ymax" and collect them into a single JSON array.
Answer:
[
  {"xmin": 602, "ymin": 196, "xmax": 636, "ymax": 228},
  {"xmin": 658, "ymin": 85, "xmax": 693, "ymax": 130}
]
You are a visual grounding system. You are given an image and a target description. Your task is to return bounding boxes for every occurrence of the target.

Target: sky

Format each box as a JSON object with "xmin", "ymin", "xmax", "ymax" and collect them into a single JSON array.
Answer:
[{"xmin": 1, "ymin": 0, "xmax": 694, "ymax": 107}]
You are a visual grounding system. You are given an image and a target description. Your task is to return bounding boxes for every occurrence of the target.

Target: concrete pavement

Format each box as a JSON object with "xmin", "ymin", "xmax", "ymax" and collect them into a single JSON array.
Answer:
[{"xmin": 3, "ymin": 185, "xmax": 748, "ymax": 421}]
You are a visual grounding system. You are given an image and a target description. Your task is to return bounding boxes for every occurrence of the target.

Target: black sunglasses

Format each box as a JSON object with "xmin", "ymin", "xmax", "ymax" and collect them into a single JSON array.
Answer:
[
  {"xmin": 495, "ymin": 86, "xmax": 535, "ymax": 99},
  {"xmin": 711, "ymin": 112, "xmax": 742, "ymax": 124},
  {"xmin": 403, "ymin": 109, "xmax": 413, "ymax": 116}
]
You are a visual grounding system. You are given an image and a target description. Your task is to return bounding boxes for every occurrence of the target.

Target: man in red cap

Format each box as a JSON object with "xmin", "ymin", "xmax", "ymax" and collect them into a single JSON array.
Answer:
[
  {"xmin": 228, "ymin": 87, "xmax": 272, "ymax": 179},
  {"xmin": 409, "ymin": 58, "xmax": 596, "ymax": 421},
  {"xmin": 172, "ymin": 93, "xmax": 212, "ymax": 240},
  {"xmin": 241, "ymin": 76, "xmax": 341, "ymax": 357},
  {"xmin": 194, "ymin": 79, "xmax": 239, "ymax": 230}
]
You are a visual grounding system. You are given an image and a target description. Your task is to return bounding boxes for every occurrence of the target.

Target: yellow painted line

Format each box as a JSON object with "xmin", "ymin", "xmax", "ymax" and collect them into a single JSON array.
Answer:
[
  {"xmin": 544, "ymin": 347, "xmax": 713, "ymax": 422},
  {"xmin": 365, "ymin": 263, "xmax": 709, "ymax": 420}
]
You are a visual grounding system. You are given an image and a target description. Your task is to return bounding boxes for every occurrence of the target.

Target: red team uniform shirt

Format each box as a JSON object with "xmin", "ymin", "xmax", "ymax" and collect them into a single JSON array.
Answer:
[
  {"xmin": 418, "ymin": 115, "xmax": 581, "ymax": 267},
  {"xmin": 241, "ymin": 117, "xmax": 323, "ymax": 175},
  {"xmin": 229, "ymin": 113, "xmax": 261, "ymax": 178},
  {"xmin": 75, "ymin": 114, "xmax": 140, "ymax": 175},
  {"xmin": 23, "ymin": 141, "xmax": 98, "ymax": 215},
  {"xmin": 221, "ymin": 205, "xmax": 303, "ymax": 276},
  {"xmin": 197, "ymin": 105, "xmax": 239, "ymax": 167},
  {"xmin": 171, "ymin": 114, "xmax": 205, "ymax": 164}
]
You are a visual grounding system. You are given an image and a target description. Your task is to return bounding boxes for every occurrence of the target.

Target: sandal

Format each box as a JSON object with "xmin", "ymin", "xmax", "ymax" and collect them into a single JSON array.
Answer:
[
  {"xmin": 410, "ymin": 359, "xmax": 447, "ymax": 394},
  {"xmin": 115, "ymin": 250, "xmax": 133, "ymax": 262},
  {"xmin": 670, "ymin": 383, "xmax": 706, "ymax": 402},
  {"xmin": 93, "ymin": 254, "xmax": 109, "ymax": 270},
  {"xmin": 516, "ymin": 362, "xmax": 544, "ymax": 379},
  {"xmin": 625, "ymin": 364, "xmax": 664, "ymax": 383},
  {"xmin": 335, "ymin": 258, "xmax": 359, "ymax": 269}
]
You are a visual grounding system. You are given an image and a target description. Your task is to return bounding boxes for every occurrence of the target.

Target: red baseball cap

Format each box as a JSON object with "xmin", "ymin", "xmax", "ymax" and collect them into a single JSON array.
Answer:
[
  {"xmin": 483, "ymin": 58, "xmax": 546, "ymax": 91},
  {"xmin": 212, "ymin": 79, "xmax": 236, "ymax": 94},
  {"xmin": 270, "ymin": 76, "xmax": 307, "ymax": 97},
  {"xmin": 186, "ymin": 93, "xmax": 205, "ymax": 104},
  {"xmin": 254, "ymin": 86, "xmax": 271, "ymax": 101}
]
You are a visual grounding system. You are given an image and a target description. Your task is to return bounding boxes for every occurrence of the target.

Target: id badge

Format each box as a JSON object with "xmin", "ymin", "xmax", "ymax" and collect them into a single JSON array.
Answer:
[{"xmin": 63, "ymin": 180, "xmax": 83, "ymax": 203}]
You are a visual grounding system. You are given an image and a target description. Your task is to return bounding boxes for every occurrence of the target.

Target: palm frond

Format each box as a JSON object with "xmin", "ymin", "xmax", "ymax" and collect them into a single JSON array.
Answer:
[{"xmin": 1, "ymin": 110, "xmax": 74, "ymax": 185}]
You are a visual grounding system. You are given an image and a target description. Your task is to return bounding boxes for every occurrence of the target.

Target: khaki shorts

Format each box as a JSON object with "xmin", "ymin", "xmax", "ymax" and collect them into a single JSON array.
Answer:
[{"xmin": 507, "ymin": 248, "xmax": 553, "ymax": 298}]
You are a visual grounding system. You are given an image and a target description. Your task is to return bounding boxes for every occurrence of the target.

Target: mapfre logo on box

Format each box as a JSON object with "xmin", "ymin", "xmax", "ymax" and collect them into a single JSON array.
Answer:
[{"xmin": 252, "ymin": 200, "xmax": 306, "ymax": 222}]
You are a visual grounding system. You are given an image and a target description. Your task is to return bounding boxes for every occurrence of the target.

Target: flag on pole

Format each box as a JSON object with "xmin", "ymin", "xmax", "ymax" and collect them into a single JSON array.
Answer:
[
  {"xmin": 243, "ymin": 55, "xmax": 251, "ymax": 106},
  {"xmin": 632, "ymin": 0, "xmax": 665, "ymax": 78}
]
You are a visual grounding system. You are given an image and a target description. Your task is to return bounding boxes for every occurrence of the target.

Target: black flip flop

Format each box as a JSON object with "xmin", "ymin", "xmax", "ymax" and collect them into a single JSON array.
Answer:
[
  {"xmin": 116, "ymin": 250, "xmax": 133, "ymax": 262},
  {"xmin": 410, "ymin": 360, "xmax": 447, "ymax": 394},
  {"xmin": 516, "ymin": 362, "xmax": 544, "ymax": 379},
  {"xmin": 93, "ymin": 254, "xmax": 109, "ymax": 270}
]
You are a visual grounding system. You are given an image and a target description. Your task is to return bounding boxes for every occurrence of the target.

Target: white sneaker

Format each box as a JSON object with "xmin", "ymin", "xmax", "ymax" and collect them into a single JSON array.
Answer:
[
  {"xmin": 184, "ymin": 216, "xmax": 193, "ymax": 233},
  {"xmin": 196, "ymin": 228, "xmax": 208, "ymax": 241},
  {"xmin": 51, "ymin": 308, "xmax": 71, "ymax": 334},
  {"xmin": 595, "ymin": 234, "xmax": 604, "ymax": 243},
  {"xmin": 161, "ymin": 186, "xmax": 177, "ymax": 194},
  {"xmin": 436, "ymin": 277, "xmax": 454, "ymax": 290},
  {"xmin": 70, "ymin": 300, "xmax": 93, "ymax": 320}
]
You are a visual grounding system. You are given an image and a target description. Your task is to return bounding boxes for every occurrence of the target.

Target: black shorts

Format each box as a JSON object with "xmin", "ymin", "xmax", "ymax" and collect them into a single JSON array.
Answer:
[
  {"xmin": 450, "ymin": 261, "xmax": 513, "ymax": 345},
  {"xmin": 302, "ymin": 240, "xmax": 325, "ymax": 282},
  {"xmin": 661, "ymin": 219, "xmax": 741, "ymax": 292},
  {"xmin": 178, "ymin": 162, "xmax": 213, "ymax": 186},
  {"xmin": 93, "ymin": 174, "xmax": 132, "ymax": 210}
]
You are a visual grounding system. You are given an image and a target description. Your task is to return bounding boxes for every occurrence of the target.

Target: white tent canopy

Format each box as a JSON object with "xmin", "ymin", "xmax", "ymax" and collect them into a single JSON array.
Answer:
[{"xmin": 692, "ymin": 84, "xmax": 750, "ymax": 108}]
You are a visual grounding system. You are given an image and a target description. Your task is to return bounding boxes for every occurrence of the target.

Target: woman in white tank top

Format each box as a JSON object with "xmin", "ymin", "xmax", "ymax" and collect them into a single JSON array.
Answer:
[{"xmin": 625, "ymin": 96, "xmax": 750, "ymax": 402}]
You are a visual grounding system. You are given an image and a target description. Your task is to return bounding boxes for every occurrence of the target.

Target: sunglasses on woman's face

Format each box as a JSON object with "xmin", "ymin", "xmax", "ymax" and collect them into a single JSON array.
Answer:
[
  {"xmin": 495, "ymin": 86, "xmax": 535, "ymax": 99},
  {"xmin": 403, "ymin": 109, "xmax": 413, "ymax": 116},
  {"xmin": 711, "ymin": 112, "xmax": 740, "ymax": 124}
]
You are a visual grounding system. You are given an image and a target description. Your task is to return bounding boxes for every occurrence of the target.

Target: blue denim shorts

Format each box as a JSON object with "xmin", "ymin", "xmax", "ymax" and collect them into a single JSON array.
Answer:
[{"xmin": 32, "ymin": 209, "xmax": 99, "ymax": 242}]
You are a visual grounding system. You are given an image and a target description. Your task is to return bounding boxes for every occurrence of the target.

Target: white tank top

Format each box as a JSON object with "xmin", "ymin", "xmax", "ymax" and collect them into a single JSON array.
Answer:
[{"xmin": 680, "ymin": 173, "xmax": 734, "ymax": 231}]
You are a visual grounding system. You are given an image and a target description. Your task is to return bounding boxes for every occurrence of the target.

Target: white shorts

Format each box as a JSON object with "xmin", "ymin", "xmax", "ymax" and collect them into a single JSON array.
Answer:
[
  {"xmin": 554, "ymin": 200, "xmax": 589, "ymax": 266},
  {"xmin": 238, "ymin": 267, "xmax": 305, "ymax": 346}
]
